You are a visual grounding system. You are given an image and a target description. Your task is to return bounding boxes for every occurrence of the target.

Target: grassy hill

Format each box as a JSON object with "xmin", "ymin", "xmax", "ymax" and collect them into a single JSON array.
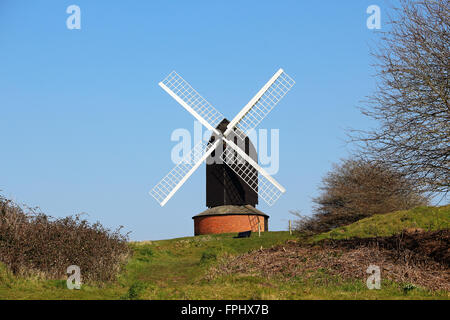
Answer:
[
  {"xmin": 0, "ymin": 206, "xmax": 449, "ymax": 300},
  {"xmin": 313, "ymin": 205, "xmax": 450, "ymax": 242}
]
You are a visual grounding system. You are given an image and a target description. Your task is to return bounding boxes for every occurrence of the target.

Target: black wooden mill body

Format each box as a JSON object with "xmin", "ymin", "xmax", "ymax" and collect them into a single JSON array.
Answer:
[{"xmin": 206, "ymin": 119, "xmax": 258, "ymax": 208}]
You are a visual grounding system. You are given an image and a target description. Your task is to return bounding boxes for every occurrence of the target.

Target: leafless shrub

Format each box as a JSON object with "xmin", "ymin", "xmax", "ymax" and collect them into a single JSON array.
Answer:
[
  {"xmin": 0, "ymin": 195, "xmax": 130, "ymax": 282},
  {"xmin": 293, "ymin": 158, "xmax": 428, "ymax": 234}
]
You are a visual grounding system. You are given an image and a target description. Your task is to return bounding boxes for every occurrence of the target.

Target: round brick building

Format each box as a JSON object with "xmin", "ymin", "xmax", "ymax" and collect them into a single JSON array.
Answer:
[{"xmin": 192, "ymin": 205, "xmax": 269, "ymax": 236}]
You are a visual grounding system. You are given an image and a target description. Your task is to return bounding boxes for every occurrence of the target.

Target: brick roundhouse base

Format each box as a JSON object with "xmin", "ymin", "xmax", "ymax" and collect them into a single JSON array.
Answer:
[{"xmin": 192, "ymin": 205, "xmax": 269, "ymax": 236}]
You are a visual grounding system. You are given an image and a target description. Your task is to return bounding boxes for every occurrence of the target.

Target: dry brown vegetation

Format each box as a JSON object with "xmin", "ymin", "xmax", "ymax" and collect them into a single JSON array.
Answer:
[
  {"xmin": 0, "ymin": 195, "xmax": 130, "ymax": 282},
  {"xmin": 207, "ymin": 230, "xmax": 450, "ymax": 291}
]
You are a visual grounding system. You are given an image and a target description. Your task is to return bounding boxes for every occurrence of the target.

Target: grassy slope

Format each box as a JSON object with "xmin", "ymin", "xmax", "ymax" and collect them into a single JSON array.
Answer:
[
  {"xmin": 0, "ymin": 206, "xmax": 449, "ymax": 300},
  {"xmin": 313, "ymin": 205, "xmax": 450, "ymax": 242}
]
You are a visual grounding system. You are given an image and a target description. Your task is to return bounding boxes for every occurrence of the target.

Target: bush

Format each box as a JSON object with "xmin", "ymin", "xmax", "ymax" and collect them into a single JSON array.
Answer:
[
  {"xmin": 292, "ymin": 159, "xmax": 428, "ymax": 235},
  {"xmin": 0, "ymin": 195, "xmax": 130, "ymax": 282}
]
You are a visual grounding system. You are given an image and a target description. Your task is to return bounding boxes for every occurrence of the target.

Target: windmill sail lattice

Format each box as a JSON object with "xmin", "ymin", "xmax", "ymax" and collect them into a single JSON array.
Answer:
[
  {"xmin": 151, "ymin": 68, "xmax": 295, "ymax": 207},
  {"xmin": 220, "ymin": 146, "xmax": 284, "ymax": 206},
  {"xmin": 150, "ymin": 140, "xmax": 219, "ymax": 206},
  {"xmin": 225, "ymin": 70, "xmax": 295, "ymax": 141},
  {"xmin": 159, "ymin": 71, "xmax": 225, "ymax": 131}
]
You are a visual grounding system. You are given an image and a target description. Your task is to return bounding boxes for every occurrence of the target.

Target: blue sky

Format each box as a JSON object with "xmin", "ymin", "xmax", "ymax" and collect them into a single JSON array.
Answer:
[{"xmin": 0, "ymin": 0, "xmax": 393, "ymax": 240}]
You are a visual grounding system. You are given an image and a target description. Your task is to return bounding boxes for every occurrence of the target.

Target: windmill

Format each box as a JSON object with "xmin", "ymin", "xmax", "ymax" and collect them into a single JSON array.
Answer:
[{"xmin": 150, "ymin": 68, "xmax": 295, "ymax": 235}]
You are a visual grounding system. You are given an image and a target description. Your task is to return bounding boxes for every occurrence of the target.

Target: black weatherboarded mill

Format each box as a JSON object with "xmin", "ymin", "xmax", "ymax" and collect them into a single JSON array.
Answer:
[{"xmin": 206, "ymin": 119, "xmax": 258, "ymax": 207}]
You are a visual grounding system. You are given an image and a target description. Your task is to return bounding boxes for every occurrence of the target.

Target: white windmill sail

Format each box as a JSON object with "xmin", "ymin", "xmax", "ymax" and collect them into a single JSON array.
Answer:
[
  {"xmin": 220, "ymin": 69, "xmax": 294, "ymax": 205},
  {"xmin": 152, "ymin": 71, "xmax": 225, "ymax": 206},
  {"xmin": 221, "ymin": 137, "xmax": 286, "ymax": 206},
  {"xmin": 159, "ymin": 71, "xmax": 224, "ymax": 133},
  {"xmin": 150, "ymin": 140, "xmax": 220, "ymax": 206},
  {"xmin": 224, "ymin": 68, "xmax": 295, "ymax": 141}
]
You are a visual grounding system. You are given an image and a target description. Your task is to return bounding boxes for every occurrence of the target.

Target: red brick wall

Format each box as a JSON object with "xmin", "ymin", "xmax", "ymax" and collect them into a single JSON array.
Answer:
[{"xmin": 193, "ymin": 215, "xmax": 268, "ymax": 235}]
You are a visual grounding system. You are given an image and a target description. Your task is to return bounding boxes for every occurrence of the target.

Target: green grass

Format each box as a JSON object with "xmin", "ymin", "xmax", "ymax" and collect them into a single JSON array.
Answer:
[
  {"xmin": 0, "ymin": 206, "xmax": 449, "ymax": 300},
  {"xmin": 0, "ymin": 232, "xmax": 295, "ymax": 299},
  {"xmin": 313, "ymin": 205, "xmax": 450, "ymax": 242}
]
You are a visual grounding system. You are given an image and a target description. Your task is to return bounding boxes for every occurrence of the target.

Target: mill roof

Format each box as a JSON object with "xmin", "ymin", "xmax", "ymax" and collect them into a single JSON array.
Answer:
[{"xmin": 192, "ymin": 205, "xmax": 269, "ymax": 219}]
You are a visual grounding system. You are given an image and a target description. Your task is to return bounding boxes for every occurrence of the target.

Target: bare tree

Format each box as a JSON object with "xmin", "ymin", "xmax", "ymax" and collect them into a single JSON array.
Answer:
[{"xmin": 352, "ymin": 0, "xmax": 449, "ymax": 194}]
